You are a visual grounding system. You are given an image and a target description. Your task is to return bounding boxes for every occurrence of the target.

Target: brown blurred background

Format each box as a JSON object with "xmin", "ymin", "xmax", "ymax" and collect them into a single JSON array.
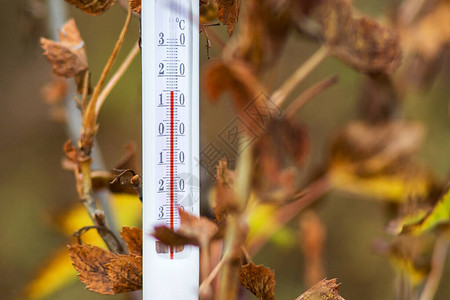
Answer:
[{"xmin": 0, "ymin": 0, "xmax": 449, "ymax": 299}]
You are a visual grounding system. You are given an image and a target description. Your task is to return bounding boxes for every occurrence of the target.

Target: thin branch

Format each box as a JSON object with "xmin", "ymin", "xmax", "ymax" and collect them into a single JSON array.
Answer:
[
  {"xmin": 201, "ymin": 23, "xmax": 226, "ymax": 52},
  {"xmin": 95, "ymin": 42, "xmax": 140, "ymax": 115},
  {"xmin": 82, "ymin": 6, "xmax": 133, "ymax": 141},
  {"xmin": 247, "ymin": 175, "xmax": 332, "ymax": 256},
  {"xmin": 81, "ymin": 70, "xmax": 89, "ymax": 112},
  {"xmin": 199, "ymin": 254, "xmax": 230, "ymax": 296},
  {"xmin": 272, "ymin": 45, "xmax": 330, "ymax": 107},
  {"xmin": 420, "ymin": 236, "xmax": 449, "ymax": 300},
  {"xmin": 285, "ymin": 75, "xmax": 338, "ymax": 118}
]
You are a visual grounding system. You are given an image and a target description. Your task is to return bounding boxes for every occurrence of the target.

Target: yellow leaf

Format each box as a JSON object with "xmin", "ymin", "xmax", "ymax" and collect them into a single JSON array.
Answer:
[{"xmin": 329, "ymin": 164, "xmax": 431, "ymax": 202}]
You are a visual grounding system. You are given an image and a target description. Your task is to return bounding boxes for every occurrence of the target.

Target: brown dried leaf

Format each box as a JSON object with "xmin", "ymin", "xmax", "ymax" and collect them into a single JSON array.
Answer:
[
  {"xmin": 129, "ymin": 0, "xmax": 141, "ymax": 15},
  {"xmin": 204, "ymin": 60, "xmax": 261, "ymax": 110},
  {"xmin": 253, "ymin": 118, "xmax": 309, "ymax": 202},
  {"xmin": 239, "ymin": 262, "xmax": 275, "ymax": 300},
  {"xmin": 330, "ymin": 120, "xmax": 424, "ymax": 175},
  {"xmin": 105, "ymin": 254, "xmax": 142, "ymax": 293},
  {"xmin": 215, "ymin": 0, "xmax": 241, "ymax": 36},
  {"xmin": 64, "ymin": 139, "xmax": 79, "ymax": 164},
  {"xmin": 332, "ymin": 17, "xmax": 402, "ymax": 74},
  {"xmin": 41, "ymin": 19, "xmax": 88, "ymax": 78},
  {"xmin": 228, "ymin": 0, "xmax": 292, "ymax": 72},
  {"xmin": 65, "ymin": 0, "xmax": 117, "ymax": 16},
  {"xmin": 301, "ymin": 0, "xmax": 401, "ymax": 73},
  {"xmin": 69, "ymin": 244, "xmax": 117, "ymax": 295},
  {"xmin": 121, "ymin": 226, "xmax": 142, "ymax": 256},
  {"xmin": 153, "ymin": 208, "xmax": 219, "ymax": 247},
  {"xmin": 296, "ymin": 279, "xmax": 345, "ymax": 300},
  {"xmin": 212, "ymin": 159, "xmax": 237, "ymax": 223}
]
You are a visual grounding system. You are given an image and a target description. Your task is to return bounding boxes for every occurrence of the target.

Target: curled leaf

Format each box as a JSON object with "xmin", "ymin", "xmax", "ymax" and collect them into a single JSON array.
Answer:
[
  {"xmin": 69, "ymin": 244, "xmax": 142, "ymax": 295},
  {"xmin": 296, "ymin": 278, "xmax": 345, "ymax": 300},
  {"xmin": 65, "ymin": 0, "xmax": 118, "ymax": 16},
  {"xmin": 215, "ymin": 0, "xmax": 241, "ymax": 36},
  {"xmin": 41, "ymin": 19, "xmax": 88, "ymax": 78},
  {"xmin": 40, "ymin": 19, "xmax": 90, "ymax": 94},
  {"xmin": 204, "ymin": 60, "xmax": 261, "ymax": 111},
  {"xmin": 227, "ymin": 0, "xmax": 292, "ymax": 72},
  {"xmin": 298, "ymin": 0, "xmax": 402, "ymax": 73},
  {"xmin": 239, "ymin": 262, "xmax": 275, "ymax": 300}
]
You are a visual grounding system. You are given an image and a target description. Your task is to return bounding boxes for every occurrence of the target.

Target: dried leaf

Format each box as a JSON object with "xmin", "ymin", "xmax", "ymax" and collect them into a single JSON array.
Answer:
[
  {"xmin": 239, "ymin": 262, "xmax": 275, "ymax": 300},
  {"xmin": 204, "ymin": 60, "xmax": 261, "ymax": 111},
  {"xmin": 65, "ymin": 0, "xmax": 117, "ymax": 16},
  {"xmin": 69, "ymin": 244, "xmax": 117, "ymax": 295},
  {"xmin": 41, "ymin": 19, "xmax": 90, "ymax": 94},
  {"xmin": 64, "ymin": 139, "xmax": 79, "ymax": 164},
  {"xmin": 41, "ymin": 19, "xmax": 88, "ymax": 77},
  {"xmin": 105, "ymin": 254, "xmax": 142, "ymax": 293},
  {"xmin": 215, "ymin": 0, "xmax": 241, "ymax": 36},
  {"xmin": 121, "ymin": 226, "xmax": 142, "ymax": 256},
  {"xmin": 328, "ymin": 120, "xmax": 434, "ymax": 202},
  {"xmin": 227, "ymin": 0, "xmax": 292, "ymax": 72},
  {"xmin": 296, "ymin": 279, "xmax": 345, "ymax": 300},
  {"xmin": 253, "ymin": 118, "xmax": 309, "ymax": 202},
  {"xmin": 153, "ymin": 208, "xmax": 219, "ymax": 247},
  {"xmin": 331, "ymin": 17, "xmax": 402, "ymax": 73},
  {"xmin": 211, "ymin": 159, "xmax": 237, "ymax": 223},
  {"xmin": 129, "ymin": 0, "xmax": 141, "ymax": 14},
  {"xmin": 300, "ymin": 0, "xmax": 402, "ymax": 73},
  {"xmin": 330, "ymin": 121, "xmax": 424, "ymax": 176},
  {"xmin": 69, "ymin": 244, "xmax": 142, "ymax": 295}
]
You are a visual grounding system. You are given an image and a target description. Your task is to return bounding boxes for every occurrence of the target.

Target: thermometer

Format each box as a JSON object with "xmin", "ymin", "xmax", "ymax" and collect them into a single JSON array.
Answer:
[{"xmin": 142, "ymin": 0, "xmax": 199, "ymax": 299}]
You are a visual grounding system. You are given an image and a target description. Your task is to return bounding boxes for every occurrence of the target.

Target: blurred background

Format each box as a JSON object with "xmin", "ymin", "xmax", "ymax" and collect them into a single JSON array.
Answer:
[{"xmin": 0, "ymin": 0, "xmax": 449, "ymax": 299}]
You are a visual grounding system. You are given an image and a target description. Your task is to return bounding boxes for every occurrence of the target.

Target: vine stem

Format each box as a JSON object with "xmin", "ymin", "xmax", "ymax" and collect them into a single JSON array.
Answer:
[
  {"xmin": 96, "ymin": 42, "xmax": 140, "ymax": 113},
  {"xmin": 272, "ymin": 45, "xmax": 330, "ymax": 107},
  {"xmin": 82, "ymin": 6, "xmax": 133, "ymax": 144},
  {"xmin": 247, "ymin": 175, "xmax": 332, "ymax": 256},
  {"xmin": 199, "ymin": 253, "xmax": 229, "ymax": 296},
  {"xmin": 218, "ymin": 136, "xmax": 253, "ymax": 300},
  {"xmin": 285, "ymin": 75, "xmax": 338, "ymax": 118},
  {"xmin": 419, "ymin": 236, "xmax": 449, "ymax": 300}
]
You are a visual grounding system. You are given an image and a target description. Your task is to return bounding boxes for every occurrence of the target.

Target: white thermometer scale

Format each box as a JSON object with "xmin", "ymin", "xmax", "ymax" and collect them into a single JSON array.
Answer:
[{"xmin": 142, "ymin": 0, "xmax": 199, "ymax": 299}]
